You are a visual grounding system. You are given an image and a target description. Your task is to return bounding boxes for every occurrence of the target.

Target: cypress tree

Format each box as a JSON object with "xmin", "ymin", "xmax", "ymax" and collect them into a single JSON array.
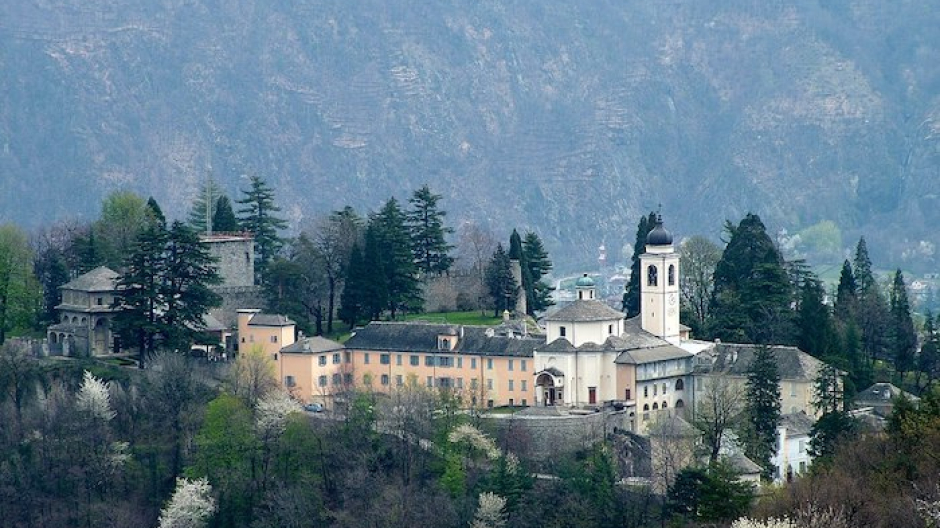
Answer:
[
  {"xmin": 743, "ymin": 346, "xmax": 781, "ymax": 480},
  {"xmin": 834, "ymin": 259, "xmax": 857, "ymax": 321},
  {"xmin": 339, "ymin": 243, "xmax": 366, "ymax": 329},
  {"xmin": 361, "ymin": 226, "xmax": 389, "ymax": 320},
  {"xmin": 406, "ymin": 185, "xmax": 454, "ymax": 275},
  {"xmin": 212, "ymin": 195, "xmax": 240, "ymax": 232},
  {"xmin": 522, "ymin": 231, "xmax": 554, "ymax": 314},
  {"xmin": 917, "ymin": 310, "xmax": 939, "ymax": 390},
  {"xmin": 853, "ymin": 237, "xmax": 875, "ymax": 294},
  {"xmin": 623, "ymin": 212, "xmax": 656, "ymax": 316},
  {"xmin": 797, "ymin": 275, "xmax": 837, "ymax": 360},
  {"xmin": 889, "ymin": 269, "xmax": 917, "ymax": 377},
  {"xmin": 485, "ymin": 244, "xmax": 516, "ymax": 317},
  {"xmin": 237, "ymin": 174, "xmax": 287, "ymax": 283}
]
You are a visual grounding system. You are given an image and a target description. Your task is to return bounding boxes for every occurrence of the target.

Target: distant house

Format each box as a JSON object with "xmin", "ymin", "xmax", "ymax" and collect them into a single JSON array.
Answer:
[
  {"xmin": 854, "ymin": 382, "xmax": 920, "ymax": 419},
  {"xmin": 692, "ymin": 343, "xmax": 831, "ymax": 418},
  {"xmin": 770, "ymin": 412, "xmax": 815, "ymax": 482},
  {"xmin": 47, "ymin": 266, "xmax": 121, "ymax": 356}
]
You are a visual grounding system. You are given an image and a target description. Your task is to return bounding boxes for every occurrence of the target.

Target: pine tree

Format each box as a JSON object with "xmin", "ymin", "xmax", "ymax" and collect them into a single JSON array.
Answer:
[
  {"xmin": 113, "ymin": 221, "xmax": 168, "ymax": 367},
  {"xmin": 852, "ymin": 237, "xmax": 890, "ymax": 366},
  {"xmin": 237, "ymin": 174, "xmax": 287, "ymax": 283},
  {"xmin": 889, "ymin": 269, "xmax": 917, "ymax": 378},
  {"xmin": 361, "ymin": 226, "xmax": 389, "ymax": 320},
  {"xmin": 162, "ymin": 221, "xmax": 222, "ymax": 351},
  {"xmin": 623, "ymin": 212, "xmax": 656, "ymax": 316},
  {"xmin": 188, "ymin": 176, "xmax": 225, "ymax": 233},
  {"xmin": 406, "ymin": 185, "xmax": 454, "ymax": 275},
  {"xmin": 743, "ymin": 346, "xmax": 781, "ymax": 480},
  {"xmin": 370, "ymin": 198, "xmax": 420, "ymax": 318},
  {"xmin": 485, "ymin": 244, "xmax": 516, "ymax": 317},
  {"xmin": 709, "ymin": 213, "xmax": 794, "ymax": 344},
  {"xmin": 522, "ymin": 231, "xmax": 554, "ymax": 314},
  {"xmin": 211, "ymin": 195, "xmax": 240, "ymax": 232}
]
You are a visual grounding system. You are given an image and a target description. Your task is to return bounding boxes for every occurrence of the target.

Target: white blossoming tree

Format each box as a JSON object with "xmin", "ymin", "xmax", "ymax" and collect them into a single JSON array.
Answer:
[
  {"xmin": 76, "ymin": 370, "xmax": 116, "ymax": 421},
  {"xmin": 469, "ymin": 492, "xmax": 507, "ymax": 528},
  {"xmin": 157, "ymin": 477, "xmax": 217, "ymax": 528},
  {"xmin": 255, "ymin": 391, "xmax": 303, "ymax": 439}
]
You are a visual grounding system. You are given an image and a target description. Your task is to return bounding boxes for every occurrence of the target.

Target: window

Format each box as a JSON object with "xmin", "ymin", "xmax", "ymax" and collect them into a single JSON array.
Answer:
[
  {"xmin": 396, "ymin": 375, "xmax": 403, "ymax": 387},
  {"xmin": 284, "ymin": 375, "xmax": 295, "ymax": 387},
  {"xmin": 381, "ymin": 374, "xmax": 389, "ymax": 386},
  {"xmin": 426, "ymin": 356, "xmax": 435, "ymax": 367},
  {"xmin": 319, "ymin": 375, "xmax": 327, "ymax": 387},
  {"xmin": 427, "ymin": 376, "xmax": 433, "ymax": 388},
  {"xmin": 457, "ymin": 378, "xmax": 464, "ymax": 389},
  {"xmin": 521, "ymin": 380, "xmax": 527, "ymax": 392},
  {"xmin": 273, "ymin": 353, "xmax": 278, "ymax": 361},
  {"xmin": 668, "ymin": 264, "xmax": 675, "ymax": 286},
  {"xmin": 559, "ymin": 326, "xmax": 567, "ymax": 337},
  {"xmin": 653, "ymin": 384, "xmax": 658, "ymax": 396},
  {"xmin": 380, "ymin": 354, "xmax": 390, "ymax": 365},
  {"xmin": 675, "ymin": 379, "xmax": 684, "ymax": 391},
  {"xmin": 487, "ymin": 400, "xmax": 494, "ymax": 408},
  {"xmin": 508, "ymin": 380, "xmax": 514, "ymax": 391},
  {"xmin": 676, "ymin": 399, "xmax": 684, "ymax": 408},
  {"xmin": 439, "ymin": 356, "xmax": 453, "ymax": 368},
  {"xmin": 471, "ymin": 358, "xmax": 477, "ymax": 369},
  {"xmin": 643, "ymin": 386, "xmax": 648, "ymax": 398},
  {"xmin": 364, "ymin": 353, "xmax": 370, "ymax": 365},
  {"xmin": 96, "ymin": 297, "xmax": 103, "ymax": 305},
  {"xmin": 318, "ymin": 355, "xmax": 327, "ymax": 366},
  {"xmin": 790, "ymin": 383, "xmax": 797, "ymax": 397},
  {"xmin": 521, "ymin": 399, "xmax": 527, "ymax": 406},
  {"xmin": 799, "ymin": 461, "xmax": 806, "ymax": 473},
  {"xmin": 521, "ymin": 360, "xmax": 527, "ymax": 371},
  {"xmin": 652, "ymin": 402, "xmax": 659, "ymax": 410},
  {"xmin": 332, "ymin": 373, "xmax": 341, "ymax": 385},
  {"xmin": 647, "ymin": 265, "xmax": 658, "ymax": 286},
  {"xmin": 471, "ymin": 379, "xmax": 478, "ymax": 390},
  {"xmin": 396, "ymin": 354, "xmax": 402, "ymax": 366},
  {"xmin": 410, "ymin": 355, "xmax": 419, "ymax": 366},
  {"xmin": 662, "ymin": 383, "xmax": 667, "ymax": 394},
  {"xmin": 608, "ymin": 324, "xmax": 614, "ymax": 334},
  {"xmin": 643, "ymin": 404, "xmax": 649, "ymax": 411},
  {"xmin": 625, "ymin": 389, "xmax": 631, "ymax": 400},
  {"xmin": 344, "ymin": 351, "xmax": 351, "ymax": 363},
  {"xmin": 271, "ymin": 335, "xmax": 278, "ymax": 343},
  {"xmin": 333, "ymin": 353, "xmax": 341, "ymax": 364},
  {"xmin": 363, "ymin": 374, "xmax": 373, "ymax": 386},
  {"xmin": 487, "ymin": 379, "xmax": 493, "ymax": 390},
  {"xmin": 508, "ymin": 360, "xmax": 514, "ymax": 371},
  {"xmin": 588, "ymin": 387, "xmax": 597, "ymax": 404},
  {"xmin": 509, "ymin": 398, "xmax": 514, "ymax": 406},
  {"xmin": 662, "ymin": 401, "xmax": 668, "ymax": 409},
  {"xmin": 440, "ymin": 338, "xmax": 450, "ymax": 350},
  {"xmin": 457, "ymin": 357, "xmax": 462, "ymax": 368},
  {"xmin": 439, "ymin": 378, "xmax": 453, "ymax": 389},
  {"xmin": 487, "ymin": 358, "xmax": 493, "ymax": 370},
  {"xmin": 344, "ymin": 373, "xmax": 352, "ymax": 385}
]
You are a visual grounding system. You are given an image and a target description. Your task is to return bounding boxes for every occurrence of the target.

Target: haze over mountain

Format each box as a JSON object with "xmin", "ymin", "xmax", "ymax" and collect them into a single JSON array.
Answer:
[{"xmin": 1, "ymin": 0, "xmax": 938, "ymax": 271}]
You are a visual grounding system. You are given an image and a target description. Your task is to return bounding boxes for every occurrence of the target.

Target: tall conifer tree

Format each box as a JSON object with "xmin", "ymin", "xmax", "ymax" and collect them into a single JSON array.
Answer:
[
  {"xmin": 522, "ymin": 231, "xmax": 554, "ymax": 314},
  {"xmin": 406, "ymin": 185, "xmax": 454, "ymax": 275},
  {"xmin": 370, "ymin": 198, "xmax": 419, "ymax": 318},
  {"xmin": 485, "ymin": 244, "xmax": 516, "ymax": 317},
  {"xmin": 742, "ymin": 346, "xmax": 781, "ymax": 480},
  {"xmin": 889, "ymin": 269, "xmax": 917, "ymax": 377},
  {"xmin": 212, "ymin": 195, "xmax": 240, "ymax": 232},
  {"xmin": 237, "ymin": 174, "xmax": 287, "ymax": 283}
]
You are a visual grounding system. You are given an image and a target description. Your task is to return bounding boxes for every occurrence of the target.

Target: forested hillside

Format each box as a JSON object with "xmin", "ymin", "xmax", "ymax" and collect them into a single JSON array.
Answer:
[{"xmin": 1, "ymin": 0, "xmax": 938, "ymax": 270}]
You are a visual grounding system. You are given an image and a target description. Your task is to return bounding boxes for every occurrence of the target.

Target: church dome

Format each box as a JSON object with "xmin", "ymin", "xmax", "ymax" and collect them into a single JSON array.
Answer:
[
  {"xmin": 646, "ymin": 216, "xmax": 673, "ymax": 246},
  {"xmin": 575, "ymin": 273, "xmax": 595, "ymax": 287}
]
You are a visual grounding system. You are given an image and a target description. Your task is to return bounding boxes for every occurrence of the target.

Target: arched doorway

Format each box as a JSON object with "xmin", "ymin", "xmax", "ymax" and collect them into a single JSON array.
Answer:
[
  {"xmin": 94, "ymin": 318, "xmax": 109, "ymax": 355},
  {"xmin": 535, "ymin": 368, "xmax": 564, "ymax": 406}
]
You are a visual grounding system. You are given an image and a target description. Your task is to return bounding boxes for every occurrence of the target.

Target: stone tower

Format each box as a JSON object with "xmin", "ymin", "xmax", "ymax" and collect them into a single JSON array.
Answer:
[{"xmin": 640, "ymin": 215, "xmax": 680, "ymax": 343}]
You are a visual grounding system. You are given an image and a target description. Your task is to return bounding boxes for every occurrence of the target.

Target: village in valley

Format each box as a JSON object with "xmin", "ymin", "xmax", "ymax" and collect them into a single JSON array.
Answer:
[{"xmin": 2, "ymin": 177, "xmax": 937, "ymax": 528}]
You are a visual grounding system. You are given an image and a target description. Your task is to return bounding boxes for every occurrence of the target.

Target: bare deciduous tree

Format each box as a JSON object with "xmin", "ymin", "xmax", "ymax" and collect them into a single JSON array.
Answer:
[{"xmin": 691, "ymin": 375, "xmax": 745, "ymax": 464}]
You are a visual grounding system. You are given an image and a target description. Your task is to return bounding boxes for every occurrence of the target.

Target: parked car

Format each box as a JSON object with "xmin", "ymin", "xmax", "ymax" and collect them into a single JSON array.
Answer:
[{"xmin": 303, "ymin": 402, "xmax": 324, "ymax": 413}]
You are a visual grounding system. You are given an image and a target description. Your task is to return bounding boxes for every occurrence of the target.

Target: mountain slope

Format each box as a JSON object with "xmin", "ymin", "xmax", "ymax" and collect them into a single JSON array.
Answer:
[{"xmin": 1, "ymin": 0, "xmax": 938, "ymax": 271}]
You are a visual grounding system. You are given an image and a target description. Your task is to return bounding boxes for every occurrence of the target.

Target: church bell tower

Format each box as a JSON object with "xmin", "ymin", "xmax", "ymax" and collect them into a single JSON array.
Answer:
[{"xmin": 640, "ymin": 214, "xmax": 680, "ymax": 343}]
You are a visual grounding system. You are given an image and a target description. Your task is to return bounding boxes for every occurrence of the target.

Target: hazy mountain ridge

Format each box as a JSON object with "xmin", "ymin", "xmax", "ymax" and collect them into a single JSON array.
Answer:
[{"xmin": 1, "ymin": 0, "xmax": 938, "ymax": 271}]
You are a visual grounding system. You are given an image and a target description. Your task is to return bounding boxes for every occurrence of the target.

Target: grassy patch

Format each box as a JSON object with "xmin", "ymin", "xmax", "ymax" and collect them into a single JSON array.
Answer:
[{"xmin": 402, "ymin": 310, "xmax": 500, "ymax": 326}]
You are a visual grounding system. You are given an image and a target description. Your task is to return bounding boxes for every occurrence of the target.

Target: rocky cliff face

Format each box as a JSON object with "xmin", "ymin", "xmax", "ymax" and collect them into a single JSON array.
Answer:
[{"xmin": 1, "ymin": 0, "xmax": 937, "ymax": 271}]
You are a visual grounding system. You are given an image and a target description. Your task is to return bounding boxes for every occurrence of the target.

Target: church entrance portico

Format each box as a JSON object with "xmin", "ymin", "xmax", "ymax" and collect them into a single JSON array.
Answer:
[{"xmin": 535, "ymin": 368, "xmax": 565, "ymax": 406}]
